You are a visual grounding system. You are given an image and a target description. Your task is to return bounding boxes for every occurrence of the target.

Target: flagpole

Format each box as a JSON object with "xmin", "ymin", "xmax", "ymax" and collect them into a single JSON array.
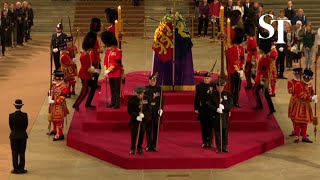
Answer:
[{"xmin": 172, "ymin": 0, "xmax": 176, "ymax": 91}]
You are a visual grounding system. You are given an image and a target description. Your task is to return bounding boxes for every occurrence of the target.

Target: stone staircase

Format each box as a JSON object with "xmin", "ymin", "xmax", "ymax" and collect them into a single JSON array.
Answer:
[
  {"xmin": 73, "ymin": 0, "xmax": 144, "ymax": 36},
  {"xmin": 31, "ymin": 0, "xmax": 76, "ymax": 36},
  {"xmin": 29, "ymin": 0, "xmax": 320, "ymax": 37}
]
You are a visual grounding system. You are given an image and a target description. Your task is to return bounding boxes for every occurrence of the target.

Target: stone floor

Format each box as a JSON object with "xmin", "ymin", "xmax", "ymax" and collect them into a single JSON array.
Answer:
[{"xmin": 2, "ymin": 36, "xmax": 320, "ymax": 180}]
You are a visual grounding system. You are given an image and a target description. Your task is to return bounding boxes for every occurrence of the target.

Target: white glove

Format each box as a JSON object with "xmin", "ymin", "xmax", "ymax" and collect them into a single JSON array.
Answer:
[
  {"xmin": 136, "ymin": 116, "xmax": 142, "ymax": 121},
  {"xmin": 48, "ymin": 96, "xmax": 52, "ymax": 101},
  {"xmin": 104, "ymin": 70, "xmax": 110, "ymax": 76},
  {"xmin": 279, "ymin": 47, "xmax": 284, "ymax": 52},
  {"xmin": 72, "ymin": 58, "xmax": 77, "ymax": 63},
  {"xmin": 139, "ymin": 113, "xmax": 144, "ymax": 118},
  {"xmin": 238, "ymin": 70, "xmax": 244, "ymax": 78},
  {"xmin": 195, "ymin": 110, "xmax": 199, "ymax": 114},
  {"xmin": 48, "ymin": 97, "xmax": 54, "ymax": 104},
  {"xmin": 312, "ymin": 95, "xmax": 318, "ymax": 103},
  {"xmin": 219, "ymin": 104, "xmax": 224, "ymax": 110},
  {"xmin": 158, "ymin": 109, "xmax": 163, "ymax": 116},
  {"xmin": 94, "ymin": 69, "xmax": 101, "ymax": 74},
  {"xmin": 217, "ymin": 108, "xmax": 223, "ymax": 114},
  {"xmin": 53, "ymin": 48, "xmax": 58, "ymax": 53},
  {"xmin": 260, "ymin": 81, "xmax": 264, "ymax": 85}
]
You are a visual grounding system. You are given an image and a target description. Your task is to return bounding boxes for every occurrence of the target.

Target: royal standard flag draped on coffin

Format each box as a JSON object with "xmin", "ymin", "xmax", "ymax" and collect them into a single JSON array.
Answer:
[{"xmin": 152, "ymin": 13, "xmax": 195, "ymax": 91}]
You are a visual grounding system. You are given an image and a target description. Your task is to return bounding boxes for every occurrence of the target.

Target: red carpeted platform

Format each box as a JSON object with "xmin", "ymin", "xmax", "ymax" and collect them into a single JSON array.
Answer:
[{"xmin": 67, "ymin": 71, "xmax": 284, "ymax": 169}]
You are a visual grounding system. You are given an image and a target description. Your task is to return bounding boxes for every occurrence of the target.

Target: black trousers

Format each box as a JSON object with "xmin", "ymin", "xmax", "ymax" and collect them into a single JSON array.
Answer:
[
  {"xmin": 230, "ymin": 73, "xmax": 241, "ymax": 106},
  {"xmin": 130, "ymin": 121, "xmax": 146, "ymax": 150},
  {"xmin": 93, "ymin": 62, "xmax": 101, "ymax": 86},
  {"xmin": 10, "ymin": 139, "xmax": 27, "ymax": 171},
  {"xmin": 198, "ymin": 17, "xmax": 209, "ymax": 36},
  {"xmin": 25, "ymin": 23, "xmax": 30, "ymax": 42},
  {"xmin": 73, "ymin": 78, "xmax": 97, "ymax": 108},
  {"xmin": 276, "ymin": 51, "xmax": 285, "ymax": 77},
  {"xmin": 214, "ymin": 128, "xmax": 228, "ymax": 149},
  {"xmin": 253, "ymin": 83, "xmax": 275, "ymax": 112},
  {"xmin": 213, "ymin": 18, "xmax": 220, "ymax": 35},
  {"xmin": 109, "ymin": 78, "xmax": 121, "ymax": 107},
  {"xmin": 17, "ymin": 22, "xmax": 24, "ymax": 45},
  {"xmin": 200, "ymin": 117, "xmax": 213, "ymax": 144},
  {"xmin": 245, "ymin": 62, "xmax": 253, "ymax": 88},
  {"xmin": 286, "ymin": 51, "xmax": 293, "ymax": 68},
  {"xmin": 53, "ymin": 51, "xmax": 61, "ymax": 70},
  {"xmin": 1, "ymin": 31, "xmax": 5, "ymax": 55},
  {"xmin": 5, "ymin": 29, "xmax": 12, "ymax": 47},
  {"xmin": 146, "ymin": 109, "xmax": 160, "ymax": 148}
]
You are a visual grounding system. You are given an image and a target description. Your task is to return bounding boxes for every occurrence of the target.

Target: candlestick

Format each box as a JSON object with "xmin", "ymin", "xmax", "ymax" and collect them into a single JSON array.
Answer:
[
  {"xmin": 220, "ymin": 6, "xmax": 224, "ymax": 34},
  {"xmin": 227, "ymin": 18, "xmax": 231, "ymax": 48},
  {"xmin": 118, "ymin": 6, "xmax": 122, "ymax": 31},
  {"xmin": 115, "ymin": 20, "xmax": 119, "ymax": 44}
]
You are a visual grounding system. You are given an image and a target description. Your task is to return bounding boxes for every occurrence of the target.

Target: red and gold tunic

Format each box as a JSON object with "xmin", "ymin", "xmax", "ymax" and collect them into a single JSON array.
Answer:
[
  {"xmin": 78, "ymin": 51, "xmax": 94, "ymax": 80},
  {"xmin": 287, "ymin": 79, "xmax": 299, "ymax": 119},
  {"xmin": 104, "ymin": 47, "xmax": 122, "ymax": 78},
  {"xmin": 227, "ymin": 44, "xmax": 245, "ymax": 74},
  {"xmin": 60, "ymin": 51, "xmax": 77, "ymax": 82},
  {"xmin": 107, "ymin": 25, "xmax": 115, "ymax": 34},
  {"xmin": 269, "ymin": 46, "xmax": 278, "ymax": 80},
  {"xmin": 68, "ymin": 46, "xmax": 78, "ymax": 59},
  {"xmin": 49, "ymin": 82, "xmax": 69, "ymax": 122},
  {"xmin": 255, "ymin": 54, "xmax": 272, "ymax": 84},
  {"xmin": 246, "ymin": 37, "xmax": 258, "ymax": 64},
  {"xmin": 90, "ymin": 40, "xmax": 101, "ymax": 69},
  {"xmin": 291, "ymin": 81, "xmax": 314, "ymax": 124}
]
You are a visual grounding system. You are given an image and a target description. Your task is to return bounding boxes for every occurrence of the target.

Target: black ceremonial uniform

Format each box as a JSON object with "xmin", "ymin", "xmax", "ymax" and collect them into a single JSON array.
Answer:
[
  {"xmin": 128, "ymin": 94, "xmax": 152, "ymax": 154},
  {"xmin": 144, "ymin": 85, "xmax": 164, "ymax": 151},
  {"xmin": 194, "ymin": 81, "xmax": 215, "ymax": 147},
  {"xmin": 51, "ymin": 26, "xmax": 67, "ymax": 70},
  {"xmin": 9, "ymin": 102, "xmax": 28, "ymax": 174},
  {"xmin": 209, "ymin": 90, "xmax": 233, "ymax": 152}
]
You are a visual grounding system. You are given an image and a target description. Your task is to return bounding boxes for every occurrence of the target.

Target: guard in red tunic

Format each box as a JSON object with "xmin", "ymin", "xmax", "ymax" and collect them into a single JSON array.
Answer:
[
  {"xmin": 252, "ymin": 32, "xmax": 276, "ymax": 117},
  {"xmin": 104, "ymin": 8, "xmax": 118, "ymax": 34},
  {"xmin": 72, "ymin": 32, "xmax": 98, "ymax": 111},
  {"xmin": 60, "ymin": 38, "xmax": 77, "ymax": 97},
  {"xmin": 89, "ymin": 18, "xmax": 103, "ymax": 88},
  {"xmin": 48, "ymin": 70, "xmax": 69, "ymax": 141},
  {"xmin": 269, "ymin": 44, "xmax": 278, "ymax": 97},
  {"xmin": 101, "ymin": 30, "xmax": 122, "ymax": 109},
  {"xmin": 67, "ymin": 40, "xmax": 78, "ymax": 95},
  {"xmin": 244, "ymin": 28, "xmax": 258, "ymax": 89},
  {"xmin": 287, "ymin": 68, "xmax": 302, "ymax": 136},
  {"xmin": 226, "ymin": 27, "xmax": 245, "ymax": 108},
  {"xmin": 291, "ymin": 69, "xmax": 317, "ymax": 143}
]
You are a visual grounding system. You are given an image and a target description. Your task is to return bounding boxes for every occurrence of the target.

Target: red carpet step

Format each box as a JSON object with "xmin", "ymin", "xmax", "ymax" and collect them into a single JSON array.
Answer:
[{"xmin": 67, "ymin": 71, "xmax": 284, "ymax": 169}]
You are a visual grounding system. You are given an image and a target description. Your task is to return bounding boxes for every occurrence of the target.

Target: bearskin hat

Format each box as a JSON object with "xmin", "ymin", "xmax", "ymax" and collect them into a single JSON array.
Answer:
[
  {"xmin": 230, "ymin": 10, "xmax": 242, "ymax": 26},
  {"xmin": 90, "ymin": 17, "xmax": 101, "ymax": 33},
  {"xmin": 232, "ymin": 27, "xmax": 245, "ymax": 44},
  {"xmin": 259, "ymin": 32, "xmax": 272, "ymax": 54},
  {"xmin": 82, "ymin": 32, "xmax": 97, "ymax": 50},
  {"xmin": 244, "ymin": 13, "xmax": 256, "ymax": 37},
  {"xmin": 105, "ymin": 8, "xmax": 118, "ymax": 25},
  {"xmin": 100, "ymin": 30, "xmax": 118, "ymax": 47},
  {"xmin": 245, "ymin": 26, "xmax": 255, "ymax": 37}
]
